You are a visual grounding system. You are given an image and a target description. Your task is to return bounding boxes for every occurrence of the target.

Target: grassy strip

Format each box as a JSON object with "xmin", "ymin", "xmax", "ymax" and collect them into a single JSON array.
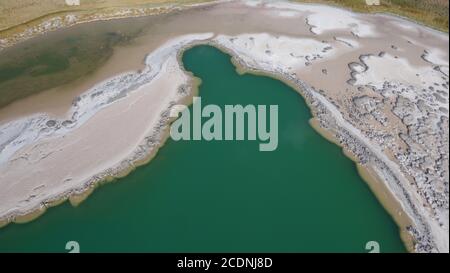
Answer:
[{"xmin": 0, "ymin": 0, "xmax": 210, "ymax": 31}]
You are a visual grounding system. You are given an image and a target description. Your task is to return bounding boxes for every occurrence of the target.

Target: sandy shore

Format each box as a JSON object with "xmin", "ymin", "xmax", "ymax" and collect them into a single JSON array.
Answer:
[
  {"xmin": 0, "ymin": 32, "xmax": 213, "ymax": 222},
  {"xmin": 0, "ymin": 0, "xmax": 448, "ymax": 253}
]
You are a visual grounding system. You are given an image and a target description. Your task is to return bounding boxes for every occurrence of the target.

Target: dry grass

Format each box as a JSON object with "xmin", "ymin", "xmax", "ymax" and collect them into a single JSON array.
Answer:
[
  {"xmin": 298, "ymin": 0, "xmax": 449, "ymax": 32},
  {"xmin": 0, "ymin": 0, "xmax": 209, "ymax": 31}
]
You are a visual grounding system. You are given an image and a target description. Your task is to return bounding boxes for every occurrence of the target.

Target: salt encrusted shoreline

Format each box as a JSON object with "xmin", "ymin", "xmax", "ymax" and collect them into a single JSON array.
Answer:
[
  {"xmin": 0, "ymin": 0, "xmax": 448, "ymax": 253},
  {"xmin": 0, "ymin": 33, "xmax": 214, "ymax": 226}
]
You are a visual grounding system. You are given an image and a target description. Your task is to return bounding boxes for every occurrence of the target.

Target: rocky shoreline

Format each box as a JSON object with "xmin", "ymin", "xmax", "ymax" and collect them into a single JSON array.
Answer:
[{"xmin": 207, "ymin": 37, "xmax": 448, "ymax": 252}]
